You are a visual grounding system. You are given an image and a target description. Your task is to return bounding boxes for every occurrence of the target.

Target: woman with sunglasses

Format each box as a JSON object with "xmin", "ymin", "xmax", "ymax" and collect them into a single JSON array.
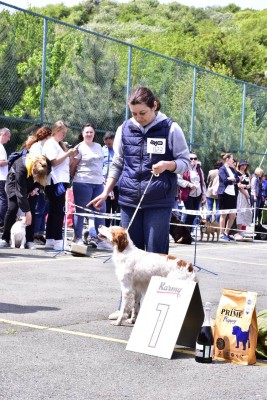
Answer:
[{"xmin": 178, "ymin": 152, "xmax": 206, "ymax": 231}]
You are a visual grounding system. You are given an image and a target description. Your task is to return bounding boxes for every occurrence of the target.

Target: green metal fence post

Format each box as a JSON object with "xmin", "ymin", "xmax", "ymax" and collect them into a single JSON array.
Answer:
[
  {"xmin": 240, "ymin": 82, "xmax": 246, "ymax": 154},
  {"xmin": 40, "ymin": 17, "xmax": 48, "ymax": 125},
  {"xmin": 189, "ymin": 67, "xmax": 197, "ymax": 151},
  {"xmin": 125, "ymin": 46, "xmax": 132, "ymax": 121}
]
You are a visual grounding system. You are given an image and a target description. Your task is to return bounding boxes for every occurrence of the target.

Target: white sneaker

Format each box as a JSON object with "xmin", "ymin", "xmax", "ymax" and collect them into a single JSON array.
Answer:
[
  {"xmin": 53, "ymin": 240, "xmax": 63, "ymax": 251},
  {"xmin": 45, "ymin": 239, "xmax": 55, "ymax": 249},
  {"xmin": 234, "ymin": 234, "xmax": 244, "ymax": 241},
  {"xmin": 0, "ymin": 239, "xmax": 10, "ymax": 248},
  {"xmin": 75, "ymin": 239, "xmax": 84, "ymax": 246},
  {"xmin": 25, "ymin": 242, "xmax": 36, "ymax": 249}
]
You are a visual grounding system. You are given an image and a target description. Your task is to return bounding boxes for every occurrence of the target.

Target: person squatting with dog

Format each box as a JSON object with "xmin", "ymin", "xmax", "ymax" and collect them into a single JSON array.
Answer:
[
  {"xmin": 27, "ymin": 126, "xmax": 52, "ymax": 245},
  {"xmin": 89, "ymin": 86, "xmax": 190, "ymax": 320},
  {"xmin": 0, "ymin": 152, "xmax": 51, "ymax": 249}
]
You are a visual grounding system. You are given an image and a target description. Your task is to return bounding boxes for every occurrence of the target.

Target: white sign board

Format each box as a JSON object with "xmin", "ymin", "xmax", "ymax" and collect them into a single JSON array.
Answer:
[{"xmin": 126, "ymin": 277, "xmax": 204, "ymax": 359}]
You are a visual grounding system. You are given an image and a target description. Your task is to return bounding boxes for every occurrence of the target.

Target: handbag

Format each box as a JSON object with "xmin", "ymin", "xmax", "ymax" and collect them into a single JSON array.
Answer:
[
  {"xmin": 179, "ymin": 170, "xmax": 191, "ymax": 202},
  {"xmin": 179, "ymin": 186, "xmax": 190, "ymax": 202}
]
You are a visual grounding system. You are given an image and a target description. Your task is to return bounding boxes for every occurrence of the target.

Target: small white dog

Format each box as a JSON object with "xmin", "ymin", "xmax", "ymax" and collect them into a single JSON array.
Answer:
[
  {"xmin": 98, "ymin": 225, "xmax": 198, "ymax": 326},
  {"xmin": 10, "ymin": 217, "xmax": 27, "ymax": 249}
]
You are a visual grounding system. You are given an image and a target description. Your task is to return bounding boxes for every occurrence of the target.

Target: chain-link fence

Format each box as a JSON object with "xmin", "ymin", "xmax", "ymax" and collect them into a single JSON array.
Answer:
[{"xmin": 0, "ymin": 1, "xmax": 267, "ymax": 176}]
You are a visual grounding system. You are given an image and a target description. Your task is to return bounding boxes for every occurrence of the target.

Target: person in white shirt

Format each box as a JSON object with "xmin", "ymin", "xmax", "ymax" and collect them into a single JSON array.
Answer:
[
  {"xmin": 0, "ymin": 128, "xmax": 11, "ymax": 229},
  {"xmin": 42, "ymin": 121, "xmax": 78, "ymax": 250},
  {"xmin": 70, "ymin": 124, "xmax": 106, "ymax": 245}
]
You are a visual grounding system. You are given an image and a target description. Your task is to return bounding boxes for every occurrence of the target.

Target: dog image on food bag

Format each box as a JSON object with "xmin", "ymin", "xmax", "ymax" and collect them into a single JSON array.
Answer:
[
  {"xmin": 10, "ymin": 216, "xmax": 27, "ymax": 248},
  {"xmin": 214, "ymin": 288, "xmax": 258, "ymax": 365}
]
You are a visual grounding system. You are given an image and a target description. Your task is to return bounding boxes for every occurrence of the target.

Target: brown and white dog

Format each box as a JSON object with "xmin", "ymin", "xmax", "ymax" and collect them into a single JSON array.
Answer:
[
  {"xmin": 10, "ymin": 216, "xmax": 27, "ymax": 248},
  {"xmin": 200, "ymin": 219, "xmax": 220, "ymax": 242},
  {"xmin": 98, "ymin": 225, "xmax": 198, "ymax": 326}
]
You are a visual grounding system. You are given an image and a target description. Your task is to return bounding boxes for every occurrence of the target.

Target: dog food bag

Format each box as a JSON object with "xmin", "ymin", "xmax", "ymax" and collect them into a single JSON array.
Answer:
[{"xmin": 214, "ymin": 288, "xmax": 258, "ymax": 365}]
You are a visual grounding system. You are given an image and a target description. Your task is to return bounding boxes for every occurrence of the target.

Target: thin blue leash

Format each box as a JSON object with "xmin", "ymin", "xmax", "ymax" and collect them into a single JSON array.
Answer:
[{"xmin": 193, "ymin": 223, "xmax": 218, "ymax": 276}]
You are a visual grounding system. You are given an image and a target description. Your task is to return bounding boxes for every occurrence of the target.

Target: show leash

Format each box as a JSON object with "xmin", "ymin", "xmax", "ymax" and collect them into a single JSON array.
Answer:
[{"xmin": 126, "ymin": 172, "xmax": 158, "ymax": 232}]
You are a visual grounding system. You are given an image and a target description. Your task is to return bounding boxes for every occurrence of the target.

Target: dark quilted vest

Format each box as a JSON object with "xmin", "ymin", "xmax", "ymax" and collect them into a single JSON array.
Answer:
[{"xmin": 118, "ymin": 118, "xmax": 177, "ymax": 208}]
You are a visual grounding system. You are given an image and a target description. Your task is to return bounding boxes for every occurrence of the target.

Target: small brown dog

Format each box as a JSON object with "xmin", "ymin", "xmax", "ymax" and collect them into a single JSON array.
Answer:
[{"xmin": 200, "ymin": 219, "xmax": 220, "ymax": 241}]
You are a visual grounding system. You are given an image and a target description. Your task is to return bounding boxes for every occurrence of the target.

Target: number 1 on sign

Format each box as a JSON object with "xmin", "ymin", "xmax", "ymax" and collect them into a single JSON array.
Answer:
[{"xmin": 148, "ymin": 303, "xmax": 170, "ymax": 348}]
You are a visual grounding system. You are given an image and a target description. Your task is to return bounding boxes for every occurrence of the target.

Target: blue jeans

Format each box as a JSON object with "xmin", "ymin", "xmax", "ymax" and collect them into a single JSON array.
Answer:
[
  {"xmin": 72, "ymin": 182, "xmax": 106, "ymax": 239},
  {"xmin": 120, "ymin": 205, "xmax": 172, "ymax": 254},
  {"xmin": 206, "ymin": 197, "xmax": 220, "ymax": 223},
  {"xmin": 34, "ymin": 191, "xmax": 48, "ymax": 234}
]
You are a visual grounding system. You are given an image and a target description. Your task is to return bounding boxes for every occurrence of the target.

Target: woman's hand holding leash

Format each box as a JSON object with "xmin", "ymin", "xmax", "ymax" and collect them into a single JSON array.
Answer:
[{"xmin": 152, "ymin": 160, "xmax": 176, "ymax": 175}]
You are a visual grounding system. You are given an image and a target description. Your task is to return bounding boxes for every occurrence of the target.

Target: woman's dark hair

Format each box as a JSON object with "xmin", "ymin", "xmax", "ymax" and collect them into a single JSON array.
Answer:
[
  {"xmin": 78, "ymin": 123, "xmax": 95, "ymax": 143},
  {"xmin": 214, "ymin": 160, "xmax": 223, "ymax": 169},
  {"xmin": 128, "ymin": 87, "xmax": 161, "ymax": 111}
]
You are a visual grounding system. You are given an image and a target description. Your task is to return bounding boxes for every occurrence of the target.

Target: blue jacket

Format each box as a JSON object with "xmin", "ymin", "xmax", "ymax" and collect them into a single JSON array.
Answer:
[
  {"xmin": 218, "ymin": 165, "xmax": 240, "ymax": 196},
  {"xmin": 118, "ymin": 119, "xmax": 177, "ymax": 208}
]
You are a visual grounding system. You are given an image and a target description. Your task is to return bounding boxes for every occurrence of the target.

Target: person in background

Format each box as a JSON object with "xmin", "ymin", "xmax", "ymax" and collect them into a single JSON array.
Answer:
[
  {"xmin": 261, "ymin": 174, "xmax": 267, "ymax": 225},
  {"xmin": 234, "ymin": 159, "xmax": 252, "ymax": 240},
  {"xmin": 0, "ymin": 127, "xmax": 11, "ymax": 231},
  {"xmin": 70, "ymin": 123, "xmax": 106, "ymax": 246},
  {"xmin": 262, "ymin": 174, "xmax": 267, "ymax": 205},
  {"xmin": 102, "ymin": 131, "xmax": 120, "ymax": 227},
  {"xmin": 89, "ymin": 86, "xmax": 190, "ymax": 320},
  {"xmin": 177, "ymin": 152, "xmax": 206, "ymax": 231},
  {"xmin": 0, "ymin": 153, "xmax": 50, "ymax": 249},
  {"xmin": 251, "ymin": 167, "xmax": 264, "ymax": 226},
  {"xmin": 42, "ymin": 121, "xmax": 78, "ymax": 251},
  {"xmin": 205, "ymin": 160, "xmax": 223, "ymax": 223},
  {"xmin": 218, "ymin": 152, "xmax": 240, "ymax": 241},
  {"xmin": 27, "ymin": 126, "xmax": 52, "ymax": 244}
]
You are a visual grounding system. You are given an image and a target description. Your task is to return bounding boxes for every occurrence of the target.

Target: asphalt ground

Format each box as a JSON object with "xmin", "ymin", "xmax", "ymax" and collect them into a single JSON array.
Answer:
[{"xmin": 0, "ymin": 232, "xmax": 267, "ymax": 400}]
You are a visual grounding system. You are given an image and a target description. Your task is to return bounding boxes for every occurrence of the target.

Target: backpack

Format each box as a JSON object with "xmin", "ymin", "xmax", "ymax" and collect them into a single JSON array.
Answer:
[
  {"xmin": 211, "ymin": 174, "xmax": 219, "ymax": 196},
  {"xmin": 8, "ymin": 148, "xmax": 28, "ymax": 170}
]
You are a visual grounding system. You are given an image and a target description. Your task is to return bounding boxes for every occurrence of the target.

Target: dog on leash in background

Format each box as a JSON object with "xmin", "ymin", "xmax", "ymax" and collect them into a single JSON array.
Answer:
[
  {"xmin": 200, "ymin": 218, "xmax": 220, "ymax": 241},
  {"xmin": 10, "ymin": 216, "xmax": 27, "ymax": 248},
  {"xmin": 169, "ymin": 213, "xmax": 193, "ymax": 245},
  {"xmin": 98, "ymin": 225, "xmax": 198, "ymax": 326}
]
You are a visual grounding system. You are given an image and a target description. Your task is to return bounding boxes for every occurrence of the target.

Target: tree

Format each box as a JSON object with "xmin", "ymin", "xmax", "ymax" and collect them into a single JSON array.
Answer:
[{"xmin": 45, "ymin": 35, "xmax": 126, "ymax": 140}]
